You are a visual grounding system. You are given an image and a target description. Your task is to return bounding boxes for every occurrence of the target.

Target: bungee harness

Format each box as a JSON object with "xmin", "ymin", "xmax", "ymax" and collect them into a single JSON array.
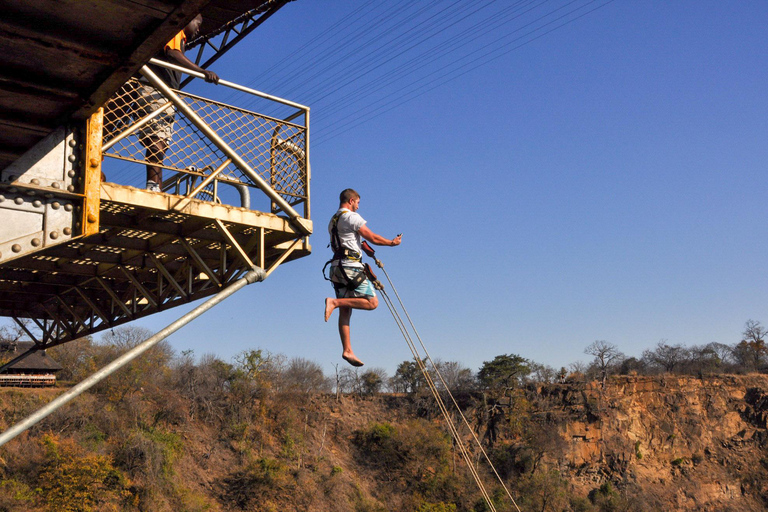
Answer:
[{"xmin": 322, "ymin": 211, "xmax": 375, "ymax": 293}]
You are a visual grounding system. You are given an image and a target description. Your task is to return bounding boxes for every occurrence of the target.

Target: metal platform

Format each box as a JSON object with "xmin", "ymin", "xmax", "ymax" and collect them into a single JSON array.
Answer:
[
  {"xmin": 0, "ymin": 53, "xmax": 312, "ymax": 349},
  {"xmin": 0, "ymin": 181, "xmax": 310, "ymax": 348}
]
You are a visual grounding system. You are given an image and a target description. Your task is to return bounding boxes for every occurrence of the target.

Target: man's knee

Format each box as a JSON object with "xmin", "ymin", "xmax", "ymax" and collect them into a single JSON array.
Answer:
[{"xmin": 368, "ymin": 296, "xmax": 379, "ymax": 309}]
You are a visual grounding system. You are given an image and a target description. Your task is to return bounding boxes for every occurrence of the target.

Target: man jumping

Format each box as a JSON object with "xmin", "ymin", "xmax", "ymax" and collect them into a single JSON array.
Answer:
[{"xmin": 324, "ymin": 189, "xmax": 402, "ymax": 367}]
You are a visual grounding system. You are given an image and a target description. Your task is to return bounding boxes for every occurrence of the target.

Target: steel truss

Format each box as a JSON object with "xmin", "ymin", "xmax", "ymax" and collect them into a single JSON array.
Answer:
[{"xmin": 182, "ymin": 0, "xmax": 291, "ymax": 89}]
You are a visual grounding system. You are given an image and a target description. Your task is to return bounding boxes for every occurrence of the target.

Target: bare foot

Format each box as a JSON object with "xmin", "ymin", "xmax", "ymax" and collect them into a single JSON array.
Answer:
[
  {"xmin": 324, "ymin": 298, "xmax": 334, "ymax": 322},
  {"xmin": 343, "ymin": 353, "xmax": 364, "ymax": 367}
]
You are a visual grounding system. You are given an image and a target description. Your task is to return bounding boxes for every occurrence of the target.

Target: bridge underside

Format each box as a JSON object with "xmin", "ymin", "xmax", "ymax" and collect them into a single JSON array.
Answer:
[{"xmin": 0, "ymin": 182, "xmax": 311, "ymax": 348}]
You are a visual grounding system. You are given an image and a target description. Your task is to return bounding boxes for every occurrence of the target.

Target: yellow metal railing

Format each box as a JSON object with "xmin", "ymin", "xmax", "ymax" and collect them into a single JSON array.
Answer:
[{"xmin": 100, "ymin": 64, "xmax": 309, "ymax": 219}]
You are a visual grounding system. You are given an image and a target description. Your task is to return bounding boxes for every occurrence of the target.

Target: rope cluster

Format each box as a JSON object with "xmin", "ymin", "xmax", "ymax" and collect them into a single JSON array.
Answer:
[{"xmin": 369, "ymin": 256, "xmax": 521, "ymax": 512}]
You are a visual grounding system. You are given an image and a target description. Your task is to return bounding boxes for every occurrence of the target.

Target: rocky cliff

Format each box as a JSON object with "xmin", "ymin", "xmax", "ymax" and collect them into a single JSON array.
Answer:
[{"xmin": 543, "ymin": 374, "xmax": 768, "ymax": 511}]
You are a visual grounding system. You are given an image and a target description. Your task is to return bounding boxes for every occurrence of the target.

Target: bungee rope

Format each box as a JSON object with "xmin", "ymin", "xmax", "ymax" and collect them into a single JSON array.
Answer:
[{"xmin": 362, "ymin": 242, "xmax": 522, "ymax": 512}]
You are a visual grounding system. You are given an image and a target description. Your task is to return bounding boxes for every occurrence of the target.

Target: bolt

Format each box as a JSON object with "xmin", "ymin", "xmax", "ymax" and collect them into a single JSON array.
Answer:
[
  {"xmin": 31, "ymin": 238, "xmax": 41, "ymax": 247},
  {"xmin": 67, "ymin": 185, "xmax": 75, "ymax": 192},
  {"xmin": 14, "ymin": 197, "xmax": 23, "ymax": 205},
  {"xmin": 31, "ymin": 178, "xmax": 40, "ymax": 185},
  {"xmin": 64, "ymin": 204, "xmax": 73, "ymax": 212},
  {"xmin": 68, "ymin": 170, "xmax": 76, "ymax": 178},
  {"xmin": 0, "ymin": 195, "xmax": 4, "ymax": 202},
  {"xmin": 11, "ymin": 244, "xmax": 21, "ymax": 253},
  {"xmin": 69, "ymin": 139, "xmax": 77, "ymax": 147},
  {"xmin": 68, "ymin": 154, "xmax": 76, "ymax": 163},
  {"xmin": 52, "ymin": 201, "xmax": 61, "ymax": 210},
  {"xmin": 50, "ymin": 231, "xmax": 59, "ymax": 240},
  {"xmin": 33, "ymin": 200, "xmax": 42, "ymax": 208},
  {"xmin": 63, "ymin": 227, "xmax": 72, "ymax": 235},
  {"xmin": 52, "ymin": 182, "xmax": 60, "ymax": 189},
  {"xmin": 87, "ymin": 213, "xmax": 97, "ymax": 223}
]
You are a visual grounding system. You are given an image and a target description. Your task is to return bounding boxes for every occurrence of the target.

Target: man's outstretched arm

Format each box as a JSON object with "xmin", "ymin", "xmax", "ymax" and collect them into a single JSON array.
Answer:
[{"xmin": 358, "ymin": 225, "xmax": 401, "ymax": 247}]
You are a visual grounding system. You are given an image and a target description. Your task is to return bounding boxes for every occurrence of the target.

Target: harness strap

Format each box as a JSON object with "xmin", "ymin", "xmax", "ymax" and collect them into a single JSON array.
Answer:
[{"xmin": 323, "ymin": 211, "xmax": 365, "ymax": 290}]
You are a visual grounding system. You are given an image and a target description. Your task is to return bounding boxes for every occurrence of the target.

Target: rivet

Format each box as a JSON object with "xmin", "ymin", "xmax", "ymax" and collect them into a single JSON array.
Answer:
[
  {"xmin": 90, "ymin": 157, "xmax": 99, "ymax": 167},
  {"xmin": 67, "ymin": 185, "xmax": 75, "ymax": 192},
  {"xmin": 52, "ymin": 182, "xmax": 60, "ymax": 189},
  {"xmin": 68, "ymin": 139, "xmax": 77, "ymax": 147},
  {"xmin": 50, "ymin": 231, "xmax": 59, "ymax": 240},
  {"xmin": 75, "ymin": 222, "xmax": 81, "ymax": 228},
  {"xmin": 8, "ymin": 187, "xmax": 17, "ymax": 193},
  {"xmin": 33, "ymin": 200, "xmax": 42, "ymax": 208},
  {"xmin": 44, "ymin": 193, "xmax": 54, "ymax": 199},
  {"xmin": 64, "ymin": 204, "xmax": 73, "ymax": 212},
  {"xmin": 68, "ymin": 170, "xmax": 76, "ymax": 178},
  {"xmin": 63, "ymin": 227, "xmax": 72, "ymax": 235},
  {"xmin": 11, "ymin": 244, "xmax": 21, "ymax": 253},
  {"xmin": 26, "ymin": 190, "xmax": 36, "ymax": 196},
  {"xmin": 87, "ymin": 213, "xmax": 97, "ymax": 223},
  {"xmin": 14, "ymin": 197, "xmax": 23, "ymax": 205},
  {"xmin": 31, "ymin": 178, "xmax": 40, "ymax": 185},
  {"xmin": 52, "ymin": 201, "xmax": 61, "ymax": 210},
  {"xmin": 31, "ymin": 238, "xmax": 41, "ymax": 247},
  {"xmin": 68, "ymin": 154, "xmax": 76, "ymax": 163}
]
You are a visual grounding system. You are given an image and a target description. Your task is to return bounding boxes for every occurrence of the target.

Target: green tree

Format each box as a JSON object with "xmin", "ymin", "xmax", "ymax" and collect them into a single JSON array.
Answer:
[
  {"xmin": 391, "ymin": 359, "xmax": 426, "ymax": 393},
  {"xmin": 477, "ymin": 354, "xmax": 530, "ymax": 398}
]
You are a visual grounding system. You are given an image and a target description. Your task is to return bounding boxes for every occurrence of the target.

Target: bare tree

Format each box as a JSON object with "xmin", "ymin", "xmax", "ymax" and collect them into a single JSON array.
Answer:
[
  {"xmin": 734, "ymin": 319, "xmax": 768, "ymax": 371},
  {"xmin": 282, "ymin": 357, "xmax": 331, "ymax": 394},
  {"xmin": 642, "ymin": 340, "xmax": 688, "ymax": 373},
  {"xmin": 585, "ymin": 340, "xmax": 624, "ymax": 388}
]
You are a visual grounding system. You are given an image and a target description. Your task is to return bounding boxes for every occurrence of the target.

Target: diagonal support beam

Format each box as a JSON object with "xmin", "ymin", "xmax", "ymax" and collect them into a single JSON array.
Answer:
[
  {"xmin": 150, "ymin": 254, "xmax": 188, "ymax": 300},
  {"xmin": 96, "ymin": 277, "xmax": 133, "ymax": 318},
  {"xmin": 213, "ymin": 219, "xmax": 254, "ymax": 269},
  {"xmin": 74, "ymin": 288, "xmax": 111, "ymax": 326},
  {"xmin": 118, "ymin": 266, "xmax": 158, "ymax": 308},
  {"xmin": 179, "ymin": 238, "xmax": 221, "ymax": 287}
]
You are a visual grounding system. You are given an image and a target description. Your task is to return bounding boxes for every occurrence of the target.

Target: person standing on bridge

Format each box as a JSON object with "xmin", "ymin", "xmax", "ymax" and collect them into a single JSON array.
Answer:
[
  {"xmin": 324, "ymin": 189, "xmax": 402, "ymax": 367},
  {"xmin": 138, "ymin": 14, "xmax": 219, "ymax": 192}
]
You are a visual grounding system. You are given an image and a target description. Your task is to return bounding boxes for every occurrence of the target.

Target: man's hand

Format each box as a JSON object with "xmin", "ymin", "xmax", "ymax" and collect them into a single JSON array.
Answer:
[
  {"xmin": 391, "ymin": 234, "xmax": 402, "ymax": 246},
  {"xmin": 203, "ymin": 70, "xmax": 219, "ymax": 84}
]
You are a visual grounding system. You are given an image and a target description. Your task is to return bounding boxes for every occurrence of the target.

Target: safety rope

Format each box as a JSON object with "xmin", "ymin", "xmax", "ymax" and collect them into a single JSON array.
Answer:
[{"xmin": 368, "ymin": 254, "xmax": 522, "ymax": 512}]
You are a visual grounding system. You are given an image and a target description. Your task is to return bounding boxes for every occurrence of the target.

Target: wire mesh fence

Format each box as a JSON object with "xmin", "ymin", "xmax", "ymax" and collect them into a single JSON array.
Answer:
[{"xmin": 102, "ymin": 77, "xmax": 308, "ymax": 216}]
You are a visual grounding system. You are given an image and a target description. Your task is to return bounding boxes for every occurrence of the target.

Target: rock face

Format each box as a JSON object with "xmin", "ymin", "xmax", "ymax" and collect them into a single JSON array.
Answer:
[{"xmin": 546, "ymin": 375, "xmax": 768, "ymax": 511}]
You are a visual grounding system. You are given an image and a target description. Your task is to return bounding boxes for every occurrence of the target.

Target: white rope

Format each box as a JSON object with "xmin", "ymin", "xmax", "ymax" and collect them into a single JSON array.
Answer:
[{"xmin": 370, "ymin": 258, "xmax": 522, "ymax": 512}]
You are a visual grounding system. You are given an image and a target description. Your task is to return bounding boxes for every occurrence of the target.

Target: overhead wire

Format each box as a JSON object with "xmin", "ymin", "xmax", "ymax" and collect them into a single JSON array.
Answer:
[
  {"xmin": 312, "ymin": 0, "xmax": 615, "ymax": 145},
  {"xmin": 218, "ymin": 0, "xmax": 380, "ymax": 104},
  {"xmin": 309, "ymin": 0, "xmax": 545, "ymax": 130}
]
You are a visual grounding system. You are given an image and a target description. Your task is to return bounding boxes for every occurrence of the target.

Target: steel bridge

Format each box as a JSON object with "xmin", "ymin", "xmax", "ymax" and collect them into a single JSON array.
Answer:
[{"xmin": 0, "ymin": 0, "xmax": 310, "ymax": 351}]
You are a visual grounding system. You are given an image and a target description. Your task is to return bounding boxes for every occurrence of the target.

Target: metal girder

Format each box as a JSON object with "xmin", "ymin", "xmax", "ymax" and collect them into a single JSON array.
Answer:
[{"xmin": 181, "ymin": 0, "xmax": 290, "ymax": 89}]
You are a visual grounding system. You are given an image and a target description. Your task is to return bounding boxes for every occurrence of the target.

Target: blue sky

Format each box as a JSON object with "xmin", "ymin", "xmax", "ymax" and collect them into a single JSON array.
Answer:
[{"xmin": 36, "ymin": 1, "xmax": 768, "ymax": 377}]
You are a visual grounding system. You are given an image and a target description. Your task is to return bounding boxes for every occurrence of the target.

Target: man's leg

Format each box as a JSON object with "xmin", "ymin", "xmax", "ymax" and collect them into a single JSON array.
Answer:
[
  {"xmin": 325, "ymin": 295, "xmax": 378, "ymax": 367},
  {"xmin": 325, "ymin": 295, "xmax": 378, "ymax": 322},
  {"xmin": 145, "ymin": 137, "xmax": 168, "ymax": 190},
  {"xmin": 337, "ymin": 307, "xmax": 363, "ymax": 366}
]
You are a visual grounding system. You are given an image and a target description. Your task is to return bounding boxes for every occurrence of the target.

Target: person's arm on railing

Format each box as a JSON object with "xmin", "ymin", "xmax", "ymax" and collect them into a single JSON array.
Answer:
[{"xmin": 166, "ymin": 48, "xmax": 219, "ymax": 84}]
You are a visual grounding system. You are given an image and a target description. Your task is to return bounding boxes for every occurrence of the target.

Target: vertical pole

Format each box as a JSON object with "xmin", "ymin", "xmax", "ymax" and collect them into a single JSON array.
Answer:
[{"xmin": 83, "ymin": 109, "xmax": 103, "ymax": 236}]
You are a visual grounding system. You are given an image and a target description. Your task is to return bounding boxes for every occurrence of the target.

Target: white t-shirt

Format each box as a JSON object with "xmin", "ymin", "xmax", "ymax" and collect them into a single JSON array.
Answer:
[{"xmin": 328, "ymin": 208, "xmax": 366, "ymax": 268}]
